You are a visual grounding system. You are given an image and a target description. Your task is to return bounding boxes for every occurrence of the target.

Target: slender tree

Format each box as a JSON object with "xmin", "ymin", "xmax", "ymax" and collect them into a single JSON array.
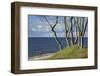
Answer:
[
  {"xmin": 69, "ymin": 17, "xmax": 74, "ymax": 45},
  {"xmin": 74, "ymin": 17, "xmax": 79, "ymax": 45},
  {"xmin": 81, "ymin": 17, "xmax": 88, "ymax": 47},
  {"xmin": 44, "ymin": 16, "xmax": 62, "ymax": 50},
  {"xmin": 64, "ymin": 16, "xmax": 70, "ymax": 46}
]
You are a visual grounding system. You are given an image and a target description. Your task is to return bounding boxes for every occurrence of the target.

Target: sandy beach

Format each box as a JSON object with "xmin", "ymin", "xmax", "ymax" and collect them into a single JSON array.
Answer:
[{"xmin": 28, "ymin": 53, "xmax": 55, "ymax": 60}]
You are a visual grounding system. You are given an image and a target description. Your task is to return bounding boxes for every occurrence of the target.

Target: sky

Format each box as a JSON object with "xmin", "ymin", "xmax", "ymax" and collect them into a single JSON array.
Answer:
[{"xmin": 28, "ymin": 15, "xmax": 88, "ymax": 37}]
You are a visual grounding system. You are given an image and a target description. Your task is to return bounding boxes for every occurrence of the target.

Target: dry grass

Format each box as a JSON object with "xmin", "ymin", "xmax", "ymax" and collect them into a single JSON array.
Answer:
[{"xmin": 47, "ymin": 45, "xmax": 88, "ymax": 60}]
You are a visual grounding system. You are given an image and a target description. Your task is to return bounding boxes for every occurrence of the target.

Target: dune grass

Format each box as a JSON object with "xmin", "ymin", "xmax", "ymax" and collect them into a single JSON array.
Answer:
[{"xmin": 47, "ymin": 45, "xmax": 88, "ymax": 60}]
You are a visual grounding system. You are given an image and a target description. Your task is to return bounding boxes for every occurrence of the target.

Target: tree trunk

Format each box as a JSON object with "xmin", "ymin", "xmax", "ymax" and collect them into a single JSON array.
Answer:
[
  {"xmin": 52, "ymin": 29, "xmax": 62, "ymax": 50},
  {"xmin": 78, "ymin": 32, "xmax": 80, "ymax": 46},
  {"xmin": 70, "ymin": 17, "xmax": 74, "ymax": 45},
  {"xmin": 74, "ymin": 17, "xmax": 78, "ymax": 45},
  {"xmin": 64, "ymin": 17, "xmax": 69, "ymax": 46},
  {"xmin": 81, "ymin": 17, "xmax": 84, "ymax": 48},
  {"xmin": 80, "ymin": 36, "xmax": 83, "ymax": 48},
  {"xmin": 82, "ymin": 18, "xmax": 88, "ymax": 48}
]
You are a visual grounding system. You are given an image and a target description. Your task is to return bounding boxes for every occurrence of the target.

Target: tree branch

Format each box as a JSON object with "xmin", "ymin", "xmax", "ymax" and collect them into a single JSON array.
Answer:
[
  {"xmin": 74, "ymin": 17, "xmax": 81, "ymax": 32},
  {"xmin": 52, "ymin": 16, "xmax": 58, "ymax": 29},
  {"xmin": 83, "ymin": 19, "xmax": 88, "ymax": 36},
  {"xmin": 44, "ymin": 16, "xmax": 53, "ymax": 28}
]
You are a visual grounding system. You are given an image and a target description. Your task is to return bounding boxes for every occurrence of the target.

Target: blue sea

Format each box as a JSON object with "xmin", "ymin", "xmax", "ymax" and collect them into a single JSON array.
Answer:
[{"xmin": 28, "ymin": 37, "xmax": 88, "ymax": 57}]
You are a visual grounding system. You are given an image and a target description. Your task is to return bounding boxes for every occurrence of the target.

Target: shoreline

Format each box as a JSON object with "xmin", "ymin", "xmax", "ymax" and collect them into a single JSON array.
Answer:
[{"xmin": 28, "ymin": 53, "xmax": 56, "ymax": 60}]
